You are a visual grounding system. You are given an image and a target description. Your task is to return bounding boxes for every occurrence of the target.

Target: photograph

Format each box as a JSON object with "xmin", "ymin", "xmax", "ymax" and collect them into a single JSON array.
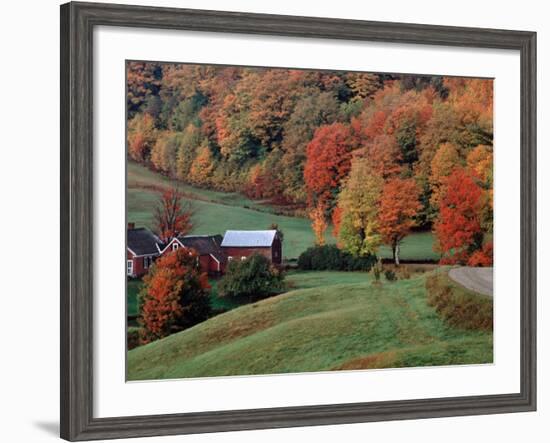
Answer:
[{"xmin": 125, "ymin": 61, "xmax": 494, "ymax": 381}]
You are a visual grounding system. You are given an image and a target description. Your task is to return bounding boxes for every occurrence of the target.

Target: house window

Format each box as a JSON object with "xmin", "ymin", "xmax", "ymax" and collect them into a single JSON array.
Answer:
[
  {"xmin": 172, "ymin": 242, "xmax": 179, "ymax": 251},
  {"xmin": 144, "ymin": 256, "xmax": 152, "ymax": 268},
  {"xmin": 241, "ymin": 256, "xmax": 247, "ymax": 261},
  {"xmin": 127, "ymin": 260, "xmax": 133, "ymax": 276},
  {"xmin": 228, "ymin": 256, "xmax": 233, "ymax": 262}
]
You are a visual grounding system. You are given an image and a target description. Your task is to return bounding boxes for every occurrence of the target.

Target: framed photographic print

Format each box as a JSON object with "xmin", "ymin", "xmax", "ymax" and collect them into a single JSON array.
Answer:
[{"xmin": 60, "ymin": 1, "xmax": 536, "ymax": 441}]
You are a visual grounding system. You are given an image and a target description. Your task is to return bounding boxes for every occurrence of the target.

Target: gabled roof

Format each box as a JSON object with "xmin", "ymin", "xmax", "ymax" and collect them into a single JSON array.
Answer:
[
  {"xmin": 127, "ymin": 227, "xmax": 163, "ymax": 256},
  {"xmin": 221, "ymin": 230, "xmax": 277, "ymax": 248},
  {"xmin": 177, "ymin": 235, "xmax": 226, "ymax": 262}
]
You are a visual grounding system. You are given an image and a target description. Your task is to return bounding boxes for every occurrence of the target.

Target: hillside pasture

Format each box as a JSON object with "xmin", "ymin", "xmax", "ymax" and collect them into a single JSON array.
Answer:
[{"xmin": 127, "ymin": 271, "xmax": 493, "ymax": 380}]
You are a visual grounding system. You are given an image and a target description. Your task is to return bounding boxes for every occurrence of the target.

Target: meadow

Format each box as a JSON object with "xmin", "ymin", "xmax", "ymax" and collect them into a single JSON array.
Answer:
[
  {"xmin": 127, "ymin": 270, "xmax": 493, "ymax": 380},
  {"xmin": 128, "ymin": 162, "xmax": 439, "ymax": 261},
  {"xmin": 127, "ymin": 270, "xmax": 376, "ymax": 320}
]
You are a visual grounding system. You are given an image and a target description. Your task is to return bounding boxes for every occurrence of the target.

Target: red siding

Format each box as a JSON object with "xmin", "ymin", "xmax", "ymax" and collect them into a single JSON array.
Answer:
[
  {"xmin": 127, "ymin": 250, "xmax": 156, "ymax": 278},
  {"xmin": 207, "ymin": 255, "xmax": 222, "ymax": 274},
  {"xmin": 198, "ymin": 255, "xmax": 210, "ymax": 274},
  {"xmin": 222, "ymin": 246, "xmax": 272, "ymax": 263}
]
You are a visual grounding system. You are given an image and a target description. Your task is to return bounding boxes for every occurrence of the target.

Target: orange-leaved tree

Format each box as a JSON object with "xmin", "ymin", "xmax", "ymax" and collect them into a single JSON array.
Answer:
[
  {"xmin": 127, "ymin": 113, "xmax": 157, "ymax": 162},
  {"xmin": 331, "ymin": 206, "xmax": 343, "ymax": 240},
  {"xmin": 309, "ymin": 203, "xmax": 328, "ymax": 246},
  {"xmin": 139, "ymin": 248, "xmax": 211, "ymax": 344},
  {"xmin": 434, "ymin": 167, "xmax": 483, "ymax": 264},
  {"xmin": 378, "ymin": 178, "xmax": 421, "ymax": 265},
  {"xmin": 154, "ymin": 187, "xmax": 195, "ymax": 243}
]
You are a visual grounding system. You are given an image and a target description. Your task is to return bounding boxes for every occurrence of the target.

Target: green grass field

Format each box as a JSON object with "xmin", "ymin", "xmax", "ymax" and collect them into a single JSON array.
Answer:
[
  {"xmin": 127, "ymin": 271, "xmax": 493, "ymax": 380},
  {"xmin": 128, "ymin": 162, "xmax": 276, "ymax": 213},
  {"xmin": 127, "ymin": 162, "xmax": 439, "ymax": 261},
  {"xmin": 286, "ymin": 270, "xmax": 371, "ymax": 290},
  {"xmin": 128, "ymin": 271, "xmax": 372, "ymax": 318}
]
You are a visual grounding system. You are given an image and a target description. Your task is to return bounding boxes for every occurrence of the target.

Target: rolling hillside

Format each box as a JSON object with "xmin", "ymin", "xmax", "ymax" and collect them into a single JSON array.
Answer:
[
  {"xmin": 127, "ymin": 271, "xmax": 492, "ymax": 380},
  {"xmin": 127, "ymin": 162, "xmax": 440, "ymax": 261}
]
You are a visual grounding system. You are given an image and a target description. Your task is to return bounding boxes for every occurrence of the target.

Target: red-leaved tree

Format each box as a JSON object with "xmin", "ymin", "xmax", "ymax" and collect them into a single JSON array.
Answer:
[
  {"xmin": 154, "ymin": 187, "xmax": 195, "ymax": 243},
  {"xmin": 304, "ymin": 122, "xmax": 357, "ymax": 209},
  {"xmin": 378, "ymin": 178, "xmax": 421, "ymax": 265},
  {"xmin": 467, "ymin": 242, "xmax": 493, "ymax": 267},
  {"xmin": 139, "ymin": 248, "xmax": 211, "ymax": 344},
  {"xmin": 434, "ymin": 168, "xmax": 483, "ymax": 264}
]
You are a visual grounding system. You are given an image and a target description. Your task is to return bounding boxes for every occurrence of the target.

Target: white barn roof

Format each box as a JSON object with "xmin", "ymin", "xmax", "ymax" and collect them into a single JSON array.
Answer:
[{"xmin": 221, "ymin": 230, "xmax": 277, "ymax": 248}]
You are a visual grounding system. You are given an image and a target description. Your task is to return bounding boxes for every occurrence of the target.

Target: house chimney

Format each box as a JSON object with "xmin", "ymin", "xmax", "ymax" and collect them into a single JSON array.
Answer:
[{"xmin": 128, "ymin": 222, "xmax": 135, "ymax": 230}]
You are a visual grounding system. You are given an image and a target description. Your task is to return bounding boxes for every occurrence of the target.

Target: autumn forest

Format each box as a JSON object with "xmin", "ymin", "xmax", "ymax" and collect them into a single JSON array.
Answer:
[{"xmin": 127, "ymin": 61, "xmax": 493, "ymax": 265}]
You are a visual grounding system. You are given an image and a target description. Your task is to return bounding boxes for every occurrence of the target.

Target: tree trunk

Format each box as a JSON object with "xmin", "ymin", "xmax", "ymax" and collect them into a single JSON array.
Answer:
[{"xmin": 395, "ymin": 242, "xmax": 400, "ymax": 266}]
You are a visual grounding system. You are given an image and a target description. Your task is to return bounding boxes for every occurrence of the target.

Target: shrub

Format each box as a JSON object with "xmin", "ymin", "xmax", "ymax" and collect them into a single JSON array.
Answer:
[
  {"xmin": 425, "ymin": 273, "xmax": 493, "ymax": 331},
  {"xmin": 396, "ymin": 265, "xmax": 411, "ymax": 280},
  {"xmin": 297, "ymin": 245, "xmax": 376, "ymax": 272},
  {"xmin": 127, "ymin": 327, "xmax": 142, "ymax": 350},
  {"xmin": 384, "ymin": 269, "xmax": 397, "ymax": 281},
  {"xmin": 218, "ymin": 254, "xmax": 284, "ymax": 301},
  {"xmin": 371, "ymin": 259, "xmax": 382, "ymax": 285},
  {"xmin": 138, "ymin": 248, "xmax": 211, "ymax": 344}
]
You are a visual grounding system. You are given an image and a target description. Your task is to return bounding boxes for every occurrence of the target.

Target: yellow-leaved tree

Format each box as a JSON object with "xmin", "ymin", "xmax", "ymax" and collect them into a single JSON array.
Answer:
[
  {"xmin": 429, "ymin": 142, "xmax": 461, "ymax": 210},
  {"xmin": 189, "ymin": 143, "xmax": 215, "ymax": 186},
  {"xmin": 337, "ymin": 157, "xmax": 383, "ymax": 257}
]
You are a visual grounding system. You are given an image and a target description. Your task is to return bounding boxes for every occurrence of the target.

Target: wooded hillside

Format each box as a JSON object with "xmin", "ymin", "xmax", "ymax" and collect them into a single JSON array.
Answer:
[{"xmin": 127, "ymin": 62, "xmax": 493, "ymax": 265}]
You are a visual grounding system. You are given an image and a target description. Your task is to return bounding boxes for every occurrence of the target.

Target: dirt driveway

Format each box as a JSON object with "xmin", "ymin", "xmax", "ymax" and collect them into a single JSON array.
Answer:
[{"xmin": 448, "ymin": 267, "xmax": 493, "ymax": 297}]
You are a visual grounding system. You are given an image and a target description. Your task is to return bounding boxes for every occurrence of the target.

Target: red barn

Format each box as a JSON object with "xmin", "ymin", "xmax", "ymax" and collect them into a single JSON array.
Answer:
[
  {"xmin": 160, "ymin": 235, "xmax": 226, "ymax": 276},
  {"xmin": 126, "ymin": 223, "xmax": 163, "ymax": 278},
  {"xmin": 221, "ymin": 230, "xmax": 282, "ymax": 265}
]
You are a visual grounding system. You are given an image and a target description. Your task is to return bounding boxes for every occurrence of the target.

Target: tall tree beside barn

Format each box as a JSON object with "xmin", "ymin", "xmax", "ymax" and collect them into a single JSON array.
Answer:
[{"xmin": 154, "ymin": 187, "xmax": 194, "ymax": 243}]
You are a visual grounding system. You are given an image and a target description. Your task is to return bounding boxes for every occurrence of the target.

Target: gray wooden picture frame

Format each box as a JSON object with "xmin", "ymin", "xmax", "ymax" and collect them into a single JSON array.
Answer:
[{"xmin": 60, "ymin": 1, "xmax": 537, "ymax": 441}]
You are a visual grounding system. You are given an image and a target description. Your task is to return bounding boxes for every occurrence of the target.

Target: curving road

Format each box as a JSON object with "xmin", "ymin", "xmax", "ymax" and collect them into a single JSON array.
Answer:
[{"xmin": 448, "ymin": 267, "xmax": 493, "ymax": 297}]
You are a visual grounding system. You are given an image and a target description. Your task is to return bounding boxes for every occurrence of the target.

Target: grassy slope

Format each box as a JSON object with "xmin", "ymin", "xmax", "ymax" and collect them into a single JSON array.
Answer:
[
  {"xmin": 128, "ymin": 162, "xmax": 270, "ymax": 212},
  {"xmin": 127, "ymin": 271, "xmax": 492, "ymax": 380},
  {"xmin": 127, "ymin": 271, "xmax": 370, "ymax": 320},
  {"xmin": 286, "ymin": 270, "xmax": 371, "ymax": 290},
  {"xmin": 127, "ymin": 162, "xmax": 439, "ymax": 261}
]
